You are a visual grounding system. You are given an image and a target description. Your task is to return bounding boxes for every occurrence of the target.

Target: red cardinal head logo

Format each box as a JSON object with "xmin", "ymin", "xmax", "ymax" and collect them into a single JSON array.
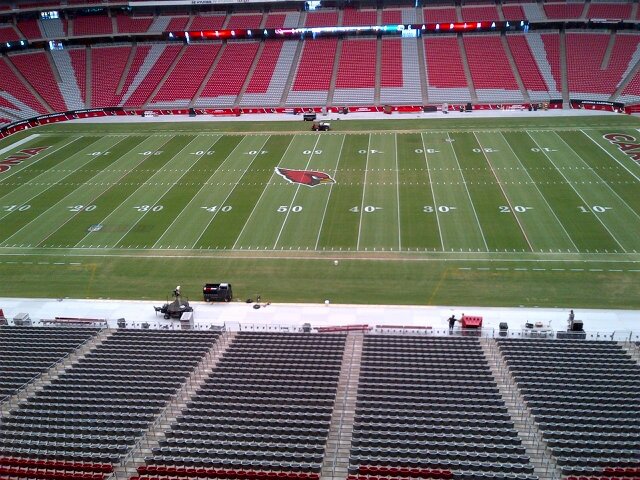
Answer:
[{"xmin": 276, "ymin": 167, "xmax": 335, "ymax": 187}]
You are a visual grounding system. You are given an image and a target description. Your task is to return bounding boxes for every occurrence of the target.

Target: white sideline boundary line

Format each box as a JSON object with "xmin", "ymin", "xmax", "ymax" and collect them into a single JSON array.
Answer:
[
  {"xmin": 0, "ymin": 134, "xmax": 39, "ymax": 156},
  {"xmin": 0, "ymin": 250, "xmax": 636, "ymax": 264}
]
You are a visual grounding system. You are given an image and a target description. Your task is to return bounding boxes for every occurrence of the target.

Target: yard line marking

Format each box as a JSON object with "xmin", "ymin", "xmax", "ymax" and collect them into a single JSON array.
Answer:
[
  {"xmin": 189, "ymin": 135, "xmax": 268, "ymax": 249},
  {"xmin": 0, "ymin": 134, "xmax": 40, "ymax": 156},
  {"xmin": 446, "ymin": 132, "xmax": 489, "ymax": 252},
  {"xmin": 315, "ymin": 135, "xmax": 346, "ymax": 251},
  {"xmin": 474, "ymin": 132, "xmax": 534, "ymax": 252},
  {"xmin": 580, "ymin": 129, "xmax": 640, "ymax": 184},
  {"xmin": 499, "ymin": 132, "xmax": 579, "ymax": 253},
  {"xmin": 394, "ymin": 133, "xmax": 402, "ymax": 252},
  {"xmin": 527, "ymin": 132, "xmax": 627, "ymax": 253},
  {"xmin": 1, "ymin": 136, "xmax": 132, "ymax": 244},
  {"xmin": 36, "ymin": 137, "xmax": 178, "ymax": 246},
  {"xmin": 356, "ymin": 134, "xmax": 373, "ymax": 251},
  {"xmin": 0, "ymin": 136, "xmax": 86, "ymax": 206},
  {"xmin": 559, "ymin": 131, "xmax": 640, "ymax": 222},
  {"xmin": 421, "ymin": 133, "xmax": 444, "ymax": 252},
  {"xmin": 273, "ymin": 135, "xmax": 322, "ymax": 249},
  {"xmin": 232, "ymin": 136, "xmax": 295, "ymax": 250},
  {"xmin": 110, "ymin": 136, "xmax": 214, "ymax": 248},
  {"xmin": 74, "ymin": 135, "xmax": 184, "ymax": 248}
]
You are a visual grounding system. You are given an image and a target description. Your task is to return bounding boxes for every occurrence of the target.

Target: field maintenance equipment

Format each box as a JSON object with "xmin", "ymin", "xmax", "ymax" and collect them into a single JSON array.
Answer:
[{"xmin": 203, "ymin": 283, "xmax": 233, "ymax": 302}]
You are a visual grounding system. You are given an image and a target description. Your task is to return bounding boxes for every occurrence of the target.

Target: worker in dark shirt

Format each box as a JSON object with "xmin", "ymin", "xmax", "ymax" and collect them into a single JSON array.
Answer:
[{"xmin": 448, "ymin": 315, "xmax": 457, "ymax": 330}]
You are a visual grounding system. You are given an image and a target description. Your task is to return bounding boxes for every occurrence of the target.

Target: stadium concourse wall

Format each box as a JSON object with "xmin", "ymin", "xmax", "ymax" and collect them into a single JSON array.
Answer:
[{"xmin": 0, "ymin": 99, "xmax": 633, "ymax": 140}]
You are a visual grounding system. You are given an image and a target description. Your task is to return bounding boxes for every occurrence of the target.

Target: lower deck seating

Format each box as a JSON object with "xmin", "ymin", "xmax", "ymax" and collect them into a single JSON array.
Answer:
[
  {"xmin": 0, "ymin": 56, "xmax": 48, "ymax": 119},
  {"xmin": 424, "ymin": 36, "xmax": 471, "ymax": 102},
  {"xmin": 286, "ymin": 38, "xmax": 337, "ymax": 105},
  {"xmin": 507, "ymin": 34, "xmax": 553, "ymax": 101},
  {"xmin": 0, "ymin": 326, "xmax": 100, "ymax": 401},
  {"xmin": 137, "ymin": 332, "xmax": 346, "ymax": 474},
  {"xmin": 349, "ymin": 336, "xmax": 536, "ymax": 480},
  {"xmin": 0, "ymin": 330, "xmax": 220, "ymax": 464},
  {"xmin": 566, "ymin": 32, "xmax": 640, "ymax": 100},
  {"xmin": 0, "ymin": 456, "xmax": 113, "ymax": 480},
  {"xmin": 497, "ymin": 338, "xmax": 640, "ymax": 477},
  {"xmin": 464, "ymin": 34, "xmax": 523, "ymax": 102},
  {"xmin": 1, "ymin": 24, "xmax": 640, "ymax": 120},
  {"xmin": 9, "ymin": 50, "xmax": 68, "ymax": 113},
  {"xmin": 195, "ymin": 41, "xmax": 260, "ymax": 107},
  {"xmin": 333, "ymin": 37, "xmax": 377, "ymax": 105},
  {"xmin": 151, "ymin": 43, "xmax": 221, "ymax": 107},
  {"xmin": 240, "ymin": 39, "xmax": 297, "ymax": 106}
]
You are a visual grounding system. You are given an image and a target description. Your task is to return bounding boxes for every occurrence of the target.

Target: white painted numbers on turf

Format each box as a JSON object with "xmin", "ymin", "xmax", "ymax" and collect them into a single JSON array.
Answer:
[
  {"xmin": 350, "ymin": 206, "xmax": 382, "ymax": 213},
  {"xmin": 201, "ymin": 205, "xmax": 232, "ymax": 213},
  {"xmin": 472, "ymin": 148, "xmax": 498, "ymax": 153},
  {"xmin": 499, "ymin": 206, "xmax": 532, "ymax": 213},
  {"xmin": 68, "ymin": 205, "xmax": 96, "ymax": 212},
  {"xmin": 133, "ymin": 205, "xmax": 163, "ymax": 212},
  {"xmin": 278, "ymin": 205, "xmax": 302, "ymax": 213},
  {"xmin": 423, "ymin": 206, "xmax": 456, "ymax": 213},
  {"xmin": 579, "ymin": 205, "xmax": 612, "ymax": 213},
  {"xmin": 3, "ymin": 204, "xmax": 31, "ymax": 212}
]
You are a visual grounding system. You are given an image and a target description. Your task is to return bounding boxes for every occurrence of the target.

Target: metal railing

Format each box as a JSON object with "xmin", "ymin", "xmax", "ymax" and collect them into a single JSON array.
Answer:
[
  {"xmin": 111, "ymin": 330, "xmax": 230, "ymax": 479},
  {"xmin": 482, "ymin": 338, "xmax": 562, "ymax": 480},
  {"xmin": 325, "ymin": 333, "xmax": 360, "ymax": 479},
  {"xmin": 0, "ymin": 326, "xmax": 108, "ymax": 417}
]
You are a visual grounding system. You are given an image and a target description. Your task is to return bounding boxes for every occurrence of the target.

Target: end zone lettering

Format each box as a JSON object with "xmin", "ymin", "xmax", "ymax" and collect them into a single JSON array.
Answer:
[
  {"xmin": 0, "ymin": 147, "xmax": 49, "ymax": 174},
  {"xmin": 603, "ymin": 133, "xmax": 640, "ymax": 163}
]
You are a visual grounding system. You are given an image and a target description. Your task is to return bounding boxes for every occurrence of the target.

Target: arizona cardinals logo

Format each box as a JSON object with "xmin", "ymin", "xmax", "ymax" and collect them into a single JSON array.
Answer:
[{"xmin": 276, "ymin": 167, "xmax": 335, "ymax": 187}]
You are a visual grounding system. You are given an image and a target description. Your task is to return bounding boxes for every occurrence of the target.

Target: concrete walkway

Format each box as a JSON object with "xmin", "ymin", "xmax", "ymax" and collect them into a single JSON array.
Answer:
[{"xmin": 0, "ymin": 297, "xmax": 637, "ymax": 340}]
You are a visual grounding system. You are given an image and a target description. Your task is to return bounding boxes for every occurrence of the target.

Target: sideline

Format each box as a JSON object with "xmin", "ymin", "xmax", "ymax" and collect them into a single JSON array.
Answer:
[
  {"xmin": 0, "ymin": 133, "xmax": 39, "ymax": 155},
  {"xmin": 68, "ymin": 108, "xmax": 624, "ymax": 125},
  {"xmin": 0, "ymin": 297, "xmax": 637, "ymax": 338}
]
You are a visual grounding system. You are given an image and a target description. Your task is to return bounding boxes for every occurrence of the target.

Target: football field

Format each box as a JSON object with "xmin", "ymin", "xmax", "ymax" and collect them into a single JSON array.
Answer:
[{"xmin": 1, "ymin": 115, "xmax": 639, "ymax": 307}]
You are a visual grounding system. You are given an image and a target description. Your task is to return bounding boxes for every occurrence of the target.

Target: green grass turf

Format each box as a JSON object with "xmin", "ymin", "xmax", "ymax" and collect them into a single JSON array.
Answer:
[{"xmin": 1, "ymin": 115, "xmax": 639, "ymax": 308}]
